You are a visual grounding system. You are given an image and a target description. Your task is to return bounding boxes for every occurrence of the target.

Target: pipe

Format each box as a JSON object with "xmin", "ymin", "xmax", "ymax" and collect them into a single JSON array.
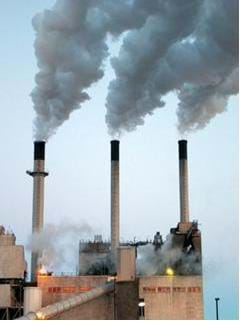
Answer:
[
  {"xmin": 27, "ymin": 141, "xmax": 48, "ymax": 282},
  {"xmin": 178, "ymin": 140, "xmax": 189, "ymax": 223},
  {"xmin": 16, "ymin": 282, "xmax": 114, "ymax": 320},
  {"xmin": 111, "ymin": 140, "xmax": 120, "ymax": 252}
]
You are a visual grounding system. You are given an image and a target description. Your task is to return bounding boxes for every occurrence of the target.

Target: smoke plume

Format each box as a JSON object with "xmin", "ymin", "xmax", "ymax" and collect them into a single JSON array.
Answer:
[
  {"xmin": 31, "ymin": 1, "xmax": 108, "ymax": 140},
  {"xmin": 106, "ymin": 0, "xmax": 238, "ymax": 135},
  {"xmin": 31, "ymin": 0, "xmax": 147, "ymax": 140},
  {"xmin": 27, "ymin": 221, "xmax": 94, "ymax": 273},
  {"xmin": 32, "ymin": 0, "xmax": 238, "ymax": 139},
  {"xmin": 137, "ymin": 236, "xmax": 201, "ymax": 276}
]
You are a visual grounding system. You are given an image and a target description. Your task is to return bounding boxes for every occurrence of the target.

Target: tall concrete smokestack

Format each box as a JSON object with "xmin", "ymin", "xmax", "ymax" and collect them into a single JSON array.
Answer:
[
  {"xmin": 111, "ymin": 140, "xmax": 120, "ymax": 252},
  {"xmin": 178, "ymin": 140, "xmax": 189, "ymax": 223},
  {"xmin": 27, "ymin": 141, "xmax": 48, "ymax": 281}
]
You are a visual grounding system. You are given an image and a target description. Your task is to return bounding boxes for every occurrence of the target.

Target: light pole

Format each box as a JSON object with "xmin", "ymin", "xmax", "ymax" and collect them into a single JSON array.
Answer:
[{"xmin": 215, "ymin": 297, "xmax": 220, "ymax": 320}]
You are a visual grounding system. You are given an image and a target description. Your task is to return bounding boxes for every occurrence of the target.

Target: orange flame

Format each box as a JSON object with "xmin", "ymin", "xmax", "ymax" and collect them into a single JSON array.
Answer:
[{"xmin": 38, "ymin": 265, "xmax": 47, "ymax": 275}]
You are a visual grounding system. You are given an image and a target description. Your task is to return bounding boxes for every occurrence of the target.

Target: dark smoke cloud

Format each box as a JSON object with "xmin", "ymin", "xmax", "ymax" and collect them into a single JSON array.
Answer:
[{"xmin": 32, "ymin": 0, "xmax": 238, "ymax": 139}]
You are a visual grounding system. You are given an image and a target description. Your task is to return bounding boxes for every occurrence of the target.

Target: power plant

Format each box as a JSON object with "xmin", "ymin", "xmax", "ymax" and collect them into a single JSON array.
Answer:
[
  {"xmin": 1, "ymin": 0, "xmax": 238, "ymax": 318},
  {"xmin": 0, "ymin": 139, "xmax": 204, "ymax": 320}
]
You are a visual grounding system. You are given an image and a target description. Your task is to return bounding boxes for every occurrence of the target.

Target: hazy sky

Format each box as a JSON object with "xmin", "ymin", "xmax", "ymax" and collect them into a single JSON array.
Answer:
[{"xmin": 0, "ymin": 1, "xmax": 238, "ymax": 319}]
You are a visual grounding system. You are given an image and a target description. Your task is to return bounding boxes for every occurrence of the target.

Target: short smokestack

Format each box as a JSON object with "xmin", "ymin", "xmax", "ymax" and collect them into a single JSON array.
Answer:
[
  {"xmin": 111, "ymin": 140, "xmax": 120, "ymax": 252},
  {"xmin": 178, "ymin": 140, "xmax": 189, "ymax": 223},
  {"xmin": 27, "ymin": 141, "xmax": 48, "ymax": 282}
]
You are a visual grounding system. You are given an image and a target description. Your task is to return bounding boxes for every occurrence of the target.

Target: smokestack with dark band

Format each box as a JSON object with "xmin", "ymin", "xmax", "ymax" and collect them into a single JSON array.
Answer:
[
  {"xmin": 178, "ymin": 140, "xmax": 189, "ymax": 223},
  {"xmin": 27, "ymin": 141, "xmax": 48, "ymax": 281},
  {"xmin": 111, "ymin": 140, "xmax": 120, "ymax": 252}
]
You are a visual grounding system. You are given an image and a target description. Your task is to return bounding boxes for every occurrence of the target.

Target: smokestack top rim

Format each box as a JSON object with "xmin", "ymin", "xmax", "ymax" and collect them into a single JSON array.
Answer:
[
  {"xmin": 178, "ymin": 139, "xmax": 187, "ymax": 160},
  {"xmin": 110, "ymin": 140, "xmax": 120, "ymax": 144},
  {"xmin": 34, "ymin": 140, "xmax": 46, "ymax": 143},
  {"xmin": 34, "ymin": 141, "xmax": 46, "ymax": 160},
  {"xmin": 178, "ymin": 139, "xmax": 187, "ymax": 144},
  {"xmin": 111, "ymin": 140, "xmax": 119, "ymax": 161}
]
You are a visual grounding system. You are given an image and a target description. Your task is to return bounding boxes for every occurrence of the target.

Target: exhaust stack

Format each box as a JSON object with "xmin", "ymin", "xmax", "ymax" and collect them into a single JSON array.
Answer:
[
  {"xmin": 27, "ymin": 141, "xmax": 48, "ymax": 281},
  {"xmin": 178, "ymin": 140, "xmax": 189, "ymax": 223},
  {"xmin": 111, "ymin": 140, "xmax": 120, "ymax": 252}
]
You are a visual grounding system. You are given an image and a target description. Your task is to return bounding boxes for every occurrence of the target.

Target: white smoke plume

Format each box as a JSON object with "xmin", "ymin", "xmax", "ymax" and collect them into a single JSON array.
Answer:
[
  {"xmin": 27, "ymin": 221, "xmax": 94, "ymax": 273},
  {"xmin": 32, "ymin": 0, "xmax": 238, "ymax": 139}
]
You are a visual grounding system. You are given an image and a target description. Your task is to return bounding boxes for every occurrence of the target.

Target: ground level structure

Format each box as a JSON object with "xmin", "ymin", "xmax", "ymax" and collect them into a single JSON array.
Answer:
[{"xmin": 18, "ymin": 274, "xmax": 203, "ymax": 320}]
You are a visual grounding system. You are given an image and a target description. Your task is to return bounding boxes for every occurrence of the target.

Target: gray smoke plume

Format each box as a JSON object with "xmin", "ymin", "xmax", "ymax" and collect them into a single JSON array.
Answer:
[
  {"xmin": 137, "ymin": 236, "xmax": 201, "ymax": 276},
  {"xmin": 31, "ymin": 0, "xmax": 148, "ymax": 140},
  {"xmin": 32, "ymin": 0, "xmax": 238, "ymax": 139},
  {"xmin": 106, "ymin": 0, "xmax": 238, "ymax": 135},
  {"xmin": 31, "ymin": 1, "xmax": 108, "ymax": 140},
  {"xmin": 27, "ymin": 221, "xmax": 93, "ymax": 273}
]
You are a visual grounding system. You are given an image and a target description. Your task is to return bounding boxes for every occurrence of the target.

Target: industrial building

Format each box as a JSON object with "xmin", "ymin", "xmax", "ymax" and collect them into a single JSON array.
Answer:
[
  {"xmin": 0, "ymin": 226, "xmax": 27, "ymax": 319},
  {"xmin": 0, "ymin": 139, "xmax": 203, "ymax": 320}
]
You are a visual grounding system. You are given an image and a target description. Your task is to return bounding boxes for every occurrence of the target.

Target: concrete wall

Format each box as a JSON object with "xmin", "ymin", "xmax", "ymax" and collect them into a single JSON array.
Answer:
[
  {"xmin": 139, "ymin": 276, "xmax": 204, "ymax": 320},
  {"xmin": 37, "ymin": 275, "xmax": 109, "ymax": 307},
  {"xmin": 53, "ymin": 293, "xmax": 114, "ymax": 320},
  {"xmin": 37, "ymin": 275, "xmax": 204, "ymax": 320},
  {"xmin": 0, "ymin": 234, "xmax": 16, "ymax": 246},
  {"xmin": 0, "ymin": 245, "xmax": 26, "ymax": 279},
  {"xmin": 117, "ymin": 247, "xmax": 136, "ymax": 282},
  {"xmin": 115, "ymin": 281, "xmax": 139, "ymax": 320},
  {"xmin": 0, "ymin": 284, "xmax": 11, "ymax": 307}
]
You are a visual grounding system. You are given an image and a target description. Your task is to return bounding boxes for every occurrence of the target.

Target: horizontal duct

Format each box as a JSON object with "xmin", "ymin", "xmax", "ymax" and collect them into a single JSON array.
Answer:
[{"xmin": 17, "ymin": 282, "xmax": 114, "ymax": 320}]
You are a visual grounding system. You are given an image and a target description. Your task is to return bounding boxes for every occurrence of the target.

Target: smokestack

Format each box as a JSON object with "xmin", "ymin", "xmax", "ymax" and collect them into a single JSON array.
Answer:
[
  {"xmin": 111, "ymin": 140, "xmax": 120, "ymax": 252},
  {"xmin": 27, "ymin": 141, "xmax": 48, "ymax": 281},
  {"xmin": 178, "ymin": 140, "xmax": 189, "ymax": 223}
]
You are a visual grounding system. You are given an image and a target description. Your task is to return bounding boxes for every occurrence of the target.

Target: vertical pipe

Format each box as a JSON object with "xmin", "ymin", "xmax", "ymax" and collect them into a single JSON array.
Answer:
[
  {"xmin": 111, "ymin": 140, "xmax": 120, "ymax": 252},
  {"xmin": 27, "ymin": 141, "xmax": 48, "ymax": 282},
  {"xmin": 178, "ymin": 140, "xmax": 189, "ymax": 223}
]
